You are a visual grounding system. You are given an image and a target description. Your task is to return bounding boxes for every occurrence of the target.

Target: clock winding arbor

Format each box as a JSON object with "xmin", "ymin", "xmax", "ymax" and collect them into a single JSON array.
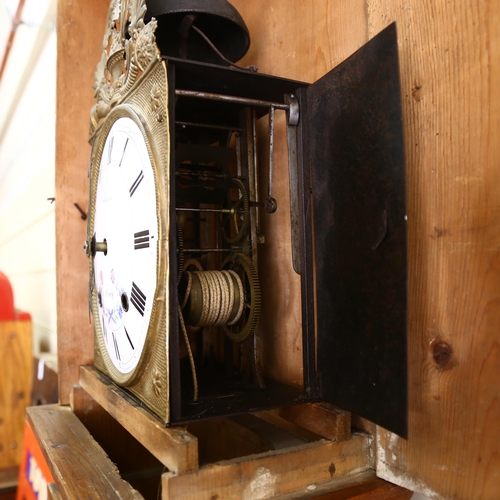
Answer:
[{"xmin": 85, "ymin": 0, "xmax": 407, "ymax": 436}]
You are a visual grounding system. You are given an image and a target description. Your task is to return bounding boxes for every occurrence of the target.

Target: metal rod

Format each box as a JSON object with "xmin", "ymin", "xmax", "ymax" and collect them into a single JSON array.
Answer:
[
  {"xmin": 175, "ymin": 89, "xmax": 290, "ymax": 110},
  {"xmin": 176, "ymin": 120, "xmax": 242, "ymax": 132},
  {"xmin": 175, "ymin": 170, "xmax": 246, "ymax": 180},
  {"xmin": 251, "ymin": 109, "xmax": 260, "ymax": 237},
  {"xmin": 176, "ymin": 207, "xmax": 234, "ymax": 214},
  {"xmin": 182, "ymin": 248, "xmax": 242, "ymax": 253},
  {"xmin": 268, "ymin": 106, "xmax": 275, "ymax": 201},
  {"xmin": 236, "ymin": 133, "xmax": 242, "ymax": 177},
  {"xmin": 95, "ymin": 241, "xmax": 107, "ymax": 254}
]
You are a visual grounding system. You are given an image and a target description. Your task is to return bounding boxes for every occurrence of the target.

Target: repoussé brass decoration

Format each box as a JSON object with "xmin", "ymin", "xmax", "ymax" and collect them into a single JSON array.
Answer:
[{"xmin": 90, "ymin": 0, "xmax": 160, "ymax": 138}]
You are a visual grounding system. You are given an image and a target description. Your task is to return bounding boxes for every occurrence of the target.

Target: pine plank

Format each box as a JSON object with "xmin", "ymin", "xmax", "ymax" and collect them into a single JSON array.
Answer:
[
  {"xmin": 162, "ymin": 433, "xmax": 372, "ymax": 499},
  {"xmin": 309, "ymin": 476, "xmax": 413, "ymax": 500},
  {"xmin": 79, "ymin": 366, "xmax": 198, "ymax": 474},
  {"xmin": 273, "ymin": 472, "xmax": 412, "ymax": 500},
  {"xmin": 26, "ymin": 405, "xmax": 143, "ymax": 499},
  {"xmin": 252, "ymin": 411, "xmax": 324, "ymax": 443},
  {"xmin": 362, "ymin": 1, "xmax": 500, "ymax": 498},
  {"xmin": 71, "ymin": 386, "xmax": 168, "ymax": 498},
  {"xmin": 71, "ymin": 385, "xmax": 165, "ymax": 472},
  {"xmin": 55, "ymin": 0, "xmax": 109, "ymax": 405},
  {"xmin": 266, "ymin": 402, "xmax": 351, "ymax": 442}
]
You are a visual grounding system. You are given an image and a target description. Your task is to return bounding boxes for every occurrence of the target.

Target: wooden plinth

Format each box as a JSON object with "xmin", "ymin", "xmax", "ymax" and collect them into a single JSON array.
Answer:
[
  {"xmin": 78, "ymin": 366, "xmax": 198, "ymax": 474},
  {"xmin": 27, "ymin": 405, "xmax": 142, "ymax": 499},
  {"xmin": 27, "ymin": 373, "xmax": 415, "ymax": 499}
]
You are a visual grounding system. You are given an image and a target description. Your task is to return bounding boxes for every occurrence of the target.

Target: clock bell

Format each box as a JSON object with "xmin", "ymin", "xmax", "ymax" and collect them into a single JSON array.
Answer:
[{"xmin": 87, "ymin": 0, "xmax": 408, "ymax": 437}]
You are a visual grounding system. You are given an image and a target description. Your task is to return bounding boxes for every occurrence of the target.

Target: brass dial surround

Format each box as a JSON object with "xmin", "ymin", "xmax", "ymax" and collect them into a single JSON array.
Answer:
[{"xmin": 88, "ymin": 104, "xmax": 167, "ymax": 387}]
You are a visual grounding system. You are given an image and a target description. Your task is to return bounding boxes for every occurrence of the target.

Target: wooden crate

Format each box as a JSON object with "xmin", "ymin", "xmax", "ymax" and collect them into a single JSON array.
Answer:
[
  {"xmin": 27, "ymin": 369, "xmax": 412, "ymax": 499},
  {"xmin": 0, "ymin": 320, "xmax": 32, "ymax": 484}
]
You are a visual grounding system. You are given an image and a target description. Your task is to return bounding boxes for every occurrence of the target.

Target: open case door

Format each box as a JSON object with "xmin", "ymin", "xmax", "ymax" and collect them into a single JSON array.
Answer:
[{"xmin": 298, "ymin": 23, "xmax": 408, "ymax": 437}]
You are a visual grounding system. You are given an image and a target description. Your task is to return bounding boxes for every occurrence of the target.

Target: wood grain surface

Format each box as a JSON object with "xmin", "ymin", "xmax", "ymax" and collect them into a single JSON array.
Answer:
[
  {"xmin": 367, "ymin": 1, "xmax": 500, "ymax": 498},
  {"xmin": 310, "ymin": 476, "xmax": 413, "ymax": 500},
  {"xmin": 232, "ymin": 0, "xmax": 500, "ymax": 498},
  {"xmin": 79, "ymin": 366, "xmax": 199, "ymax": 474},
  {"xmin": 162, "ymin": 433, "xmax": 371, "ymax": 499},
  {"xmin": 0, "ymin": 321, "xmax": 32, "ymax": 470},
  {"xmin": 27, "ymin": 405, "xmax": 143, "ymax": 500},
  {"xmin": 267, "ymin": 402, "xmax": 351, "ymax": 442},
  {"xmin": 55, "ymin": 0, "xmax": 108, "ymax": 405},
  {"xmin": 71, "ymin": 385, "xmax": 166, "ymax": 498},
  {"xmin": 70, "ymin": 385, "xmax": 164, "ymax": 472}
]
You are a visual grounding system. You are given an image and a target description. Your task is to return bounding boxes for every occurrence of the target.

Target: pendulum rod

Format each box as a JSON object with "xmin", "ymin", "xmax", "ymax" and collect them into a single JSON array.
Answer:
[{"xmin": 268, "ymin": 106, "xmax": 275, "ymax": 203}]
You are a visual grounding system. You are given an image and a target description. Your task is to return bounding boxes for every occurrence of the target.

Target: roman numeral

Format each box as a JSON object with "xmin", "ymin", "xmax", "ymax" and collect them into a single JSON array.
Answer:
[
  {"xmin": 130, "ymin": 282, "xmax": 146, "ymax": 316},
  {"xmin": 134, "ymin": 230, "xmax": 150, "ymax": 249},
  {"xmin": 112, "ymin": 332, "xmax": 121, "ymax": 361},
  {"xmin": 129, "ymin": 171, "xmax": 144, "ymax": 197},
  {"xmin": 124, "ymin": 326, "xmax": 135, "ymax": 350},
  {"xmin": 119, "ymin": 138, "xmax": 129, "ymax": 166},
  {"xmin": 107, "ymin": 136, "xmax": 114, "ymax": 164}
]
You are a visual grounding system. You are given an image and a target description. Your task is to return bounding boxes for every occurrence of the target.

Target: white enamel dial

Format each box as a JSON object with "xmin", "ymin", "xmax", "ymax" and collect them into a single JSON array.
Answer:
[{"xmin": 93, "ymin": 116, "xmax": 158, "ymax": 374}]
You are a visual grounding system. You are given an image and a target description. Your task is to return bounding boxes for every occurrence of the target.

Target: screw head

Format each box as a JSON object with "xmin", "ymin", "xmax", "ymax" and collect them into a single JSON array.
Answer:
[{"xmin": 264, "ymin": 197, "xmax": 278, "ymax": 214}]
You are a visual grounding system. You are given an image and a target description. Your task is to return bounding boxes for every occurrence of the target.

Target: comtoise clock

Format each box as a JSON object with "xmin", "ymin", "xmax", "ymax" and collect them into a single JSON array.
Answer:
[{"xmin": 86, "ymin": 0, "xmax": 408, "ymax": 436}]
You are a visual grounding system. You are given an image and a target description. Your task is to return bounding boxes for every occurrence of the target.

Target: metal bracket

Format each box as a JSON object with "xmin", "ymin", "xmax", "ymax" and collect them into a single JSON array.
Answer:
[
  {"xmin": 285, "ymin": 94, "xmax": 301, "ymax": 274},
  {"xmin": 288, "ymin": 95, "xmax": 299, "ymax": 126}
]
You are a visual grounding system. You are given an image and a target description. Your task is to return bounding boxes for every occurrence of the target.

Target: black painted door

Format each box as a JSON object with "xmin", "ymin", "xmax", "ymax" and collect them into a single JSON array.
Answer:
[{"xmin": 302, "ymin": 23, "xmax": 408, "ymax": 437}]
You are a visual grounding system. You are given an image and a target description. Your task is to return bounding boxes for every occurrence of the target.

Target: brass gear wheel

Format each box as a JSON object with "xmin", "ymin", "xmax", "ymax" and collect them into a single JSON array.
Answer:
[
  {"xmin": 221, "ymin": 253, "xmax": 260, "ymax": 342},
  {"xmin": 183, "ymin": 258, "xmax": 204, "ymax": 273},
  {"xmin": 221, "ymin": 178, "xmax": 250, "ymax": 244},
  {"xmin": 176, "ymin": 217, "xmax": 184, "ymax": 284},
  {"xmin": 179, "ymin": 258, "xmax": 205, "ymax": 332}
]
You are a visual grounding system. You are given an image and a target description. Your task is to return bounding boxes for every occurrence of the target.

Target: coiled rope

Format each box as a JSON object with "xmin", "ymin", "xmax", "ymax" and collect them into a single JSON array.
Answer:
[
  {"xmin": 182, "ymin": 270, "xmax": 244, "ymax": 327},
  {"xmin": 179, "ymin": 269, "xmax": 245, "ymax": 400}
]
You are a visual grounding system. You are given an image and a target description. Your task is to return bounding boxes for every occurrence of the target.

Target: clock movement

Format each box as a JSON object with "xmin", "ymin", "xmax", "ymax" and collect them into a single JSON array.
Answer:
[{"xmin": 85, "ymin": 0, "xmax": 408, "ymax": 436}]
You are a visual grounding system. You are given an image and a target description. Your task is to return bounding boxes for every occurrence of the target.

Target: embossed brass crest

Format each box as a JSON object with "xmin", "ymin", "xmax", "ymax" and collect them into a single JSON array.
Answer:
[{"xmin": 90, "ymin": 0, "xmax": 160, "ymax": 138}]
